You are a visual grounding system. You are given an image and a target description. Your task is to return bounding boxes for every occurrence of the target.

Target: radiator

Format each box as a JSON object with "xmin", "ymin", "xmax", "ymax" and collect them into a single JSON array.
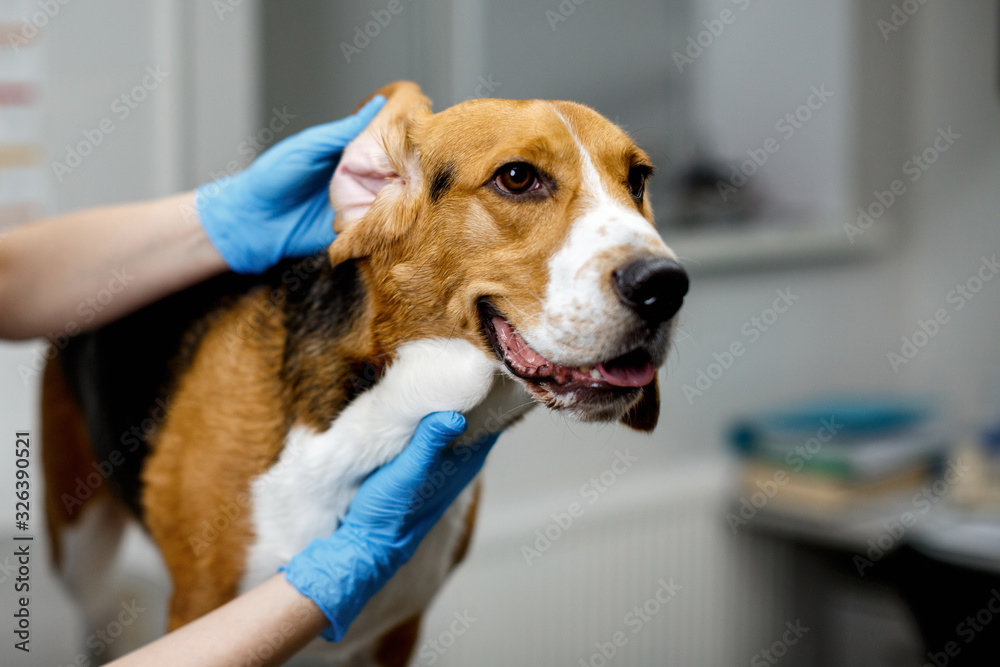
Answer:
[{"xmin": 413, "ymin": 460, "xmax": 796, "ymax": 667}]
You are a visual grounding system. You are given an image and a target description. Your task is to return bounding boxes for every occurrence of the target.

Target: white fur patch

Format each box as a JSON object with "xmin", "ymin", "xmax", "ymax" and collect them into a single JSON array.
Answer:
[
  {"xmin": 59, "ymin": 498, "xmax": 128, "ymax": 622},
  {"xmin": 241, "ymin": 339, "xmax": 496, "ymax": 585},
  {"xmin": 240, "ymin": 337, "xmax": 528, "ymax": 659},
  {"xmin": 521, "ymin": 107, "xmax": 674, "ymax": 365}
]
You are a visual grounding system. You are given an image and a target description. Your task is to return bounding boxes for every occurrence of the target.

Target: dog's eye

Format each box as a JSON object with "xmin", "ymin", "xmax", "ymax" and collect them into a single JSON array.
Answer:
[
  {"xmin": 627, "ymin": 164, "xmax": 652, "ymax": 202},
  {"xmin": 495, "ymin": 162, "xmax": 541, "ymax": 195}
]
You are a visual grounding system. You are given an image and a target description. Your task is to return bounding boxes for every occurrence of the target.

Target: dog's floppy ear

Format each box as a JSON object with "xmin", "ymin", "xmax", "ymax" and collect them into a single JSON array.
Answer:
[
  {"xmin": 328, "ymin": 81, "xmax": 432, "ymax": 266},
  {"xmin": 619, "ymin": 377, "xmax": 660, "ymax": 432}
]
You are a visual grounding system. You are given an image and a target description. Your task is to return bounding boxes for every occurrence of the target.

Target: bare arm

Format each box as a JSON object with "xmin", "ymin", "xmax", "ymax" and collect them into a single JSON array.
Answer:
[
  {"xmin": 0, "ymin": 192, "xmax": 228, "ymax": 340},
  {"xmin": 0, "ymin": 98, "xmax": 387, "ymax": 342},
  {"xmin": 108, "ymin": 575, "xmax": 329, "ymax": 667}
]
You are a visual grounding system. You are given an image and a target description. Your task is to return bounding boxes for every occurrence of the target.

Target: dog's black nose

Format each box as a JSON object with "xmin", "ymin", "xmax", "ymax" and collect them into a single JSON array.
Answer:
[{"xmin": 613, "ymin": 257, "xmax": 689, "ymax": 324}]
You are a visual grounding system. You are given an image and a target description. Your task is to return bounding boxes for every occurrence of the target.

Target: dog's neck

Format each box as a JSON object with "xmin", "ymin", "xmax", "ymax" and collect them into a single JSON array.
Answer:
[
  {"xmin": 281, "ymin": 256, "xmax": 533, "ymax": 439},
  {"xmin": 355, "ymin": 256, "xmax": 538, "ymax": 444}
]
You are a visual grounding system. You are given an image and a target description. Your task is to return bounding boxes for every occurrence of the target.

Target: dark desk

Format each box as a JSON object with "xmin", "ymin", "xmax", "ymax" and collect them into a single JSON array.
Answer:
[{"xmin": 741, "ymin": 502, "xmax": 1000, "ymax": 666}]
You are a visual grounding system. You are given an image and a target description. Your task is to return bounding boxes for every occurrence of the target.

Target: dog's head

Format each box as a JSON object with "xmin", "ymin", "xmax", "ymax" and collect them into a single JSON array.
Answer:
[{"xmin": 329, "ymin": 82, "xmax": 687, "ymax": 432}]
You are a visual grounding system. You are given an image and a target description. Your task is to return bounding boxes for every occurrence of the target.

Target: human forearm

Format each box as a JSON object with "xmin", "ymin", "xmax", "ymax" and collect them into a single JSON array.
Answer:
[
  {"xmin": 0, "ymin": 192, "xmax": 227, "ymax": 339},
  {"xmin": 0, "ymin": 98, "xmax": 387, "ymax": 341},
  {"xmin": 107, "ymin": 575, "xmax": 328, "ymax": 667}
]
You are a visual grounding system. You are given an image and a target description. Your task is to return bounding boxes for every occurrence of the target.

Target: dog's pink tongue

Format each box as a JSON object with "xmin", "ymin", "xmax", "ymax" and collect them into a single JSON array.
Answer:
[{"xmin": 597, "ymin": 360, "xmax": 656, "ymax": 387}]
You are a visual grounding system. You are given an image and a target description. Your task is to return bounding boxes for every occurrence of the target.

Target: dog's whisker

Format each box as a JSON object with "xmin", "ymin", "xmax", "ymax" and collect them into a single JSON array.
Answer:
[
  {"xmin": 495, "ymin": 293, "xmax": 536, "ymax": 322},
  {"xmin": 497, "ymin": 399, "xmax": 536, "ymax": 418},
  {"xmin": 673, "ymin": 254, "xmax": 701, "ymax": 268},
  {"xmin": 672, "ymin": 328, "xmax": 694, "ymax": 343}
]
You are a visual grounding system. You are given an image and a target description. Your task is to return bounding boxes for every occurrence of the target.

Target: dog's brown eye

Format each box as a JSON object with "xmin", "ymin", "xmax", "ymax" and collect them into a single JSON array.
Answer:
[
  {"xmin": 628, "ymin": 165, "xmax": 652, "ymax": 201},
  {"xmin": 496, "ymin": 162, "xmax": 539, "ymax": 195}
]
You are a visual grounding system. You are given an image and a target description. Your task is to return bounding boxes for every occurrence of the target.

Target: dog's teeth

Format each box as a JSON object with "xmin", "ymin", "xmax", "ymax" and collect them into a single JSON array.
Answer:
[
  {"xmin": 589, "ymin": 368, "xmax": 602, "ymax": 379},
  {"xmin": 579, "ymin": 365, "xmax": 592, "ymax": 373}
]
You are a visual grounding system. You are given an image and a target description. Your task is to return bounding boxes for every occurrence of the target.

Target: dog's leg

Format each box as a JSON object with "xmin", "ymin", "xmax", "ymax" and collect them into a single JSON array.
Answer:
[
  {"xmin": 366, "ymin": 485, "xmax": 480, "ymax": 666},
  {"xmin": 140, "ymin": 291, "xmax": 292, "ymax": 630},
  {"xmin": 372, "ymin": 614, "xmax": 423, "ymax": 667},
  {"xmin": 449, "ymin": 481, "xmax": 481, "ymax": 567},
  {"xmin": 42, "ymin": 356, "xmax": 129, "ymax": 632}
]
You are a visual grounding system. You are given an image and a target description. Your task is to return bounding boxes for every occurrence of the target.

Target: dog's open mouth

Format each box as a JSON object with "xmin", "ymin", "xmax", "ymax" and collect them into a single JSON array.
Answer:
[{"xmin": 479, "ymin": 300, "xmax": 655, "ymax": 392}]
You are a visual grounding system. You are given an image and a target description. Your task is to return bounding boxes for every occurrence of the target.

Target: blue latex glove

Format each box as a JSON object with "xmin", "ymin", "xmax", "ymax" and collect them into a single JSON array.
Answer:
[
  {"xmin": 196, "ymin": 95, "xmax": 386, "ymax": 274},
  {"xmin": 282, "ymin": 412, "xmax": 500, "ymax": 642}
]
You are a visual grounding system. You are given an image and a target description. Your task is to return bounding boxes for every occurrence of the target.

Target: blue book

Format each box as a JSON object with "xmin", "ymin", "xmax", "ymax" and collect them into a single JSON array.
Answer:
[{"xmin": 728, "ymin": 397, "xmax": 944, "ymax": 480}]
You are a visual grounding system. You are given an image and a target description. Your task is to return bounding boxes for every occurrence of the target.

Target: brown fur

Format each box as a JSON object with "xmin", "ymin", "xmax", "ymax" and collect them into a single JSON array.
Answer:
[
  {"xmin": 450, "ymin": 482, "xmax": 482, "ymax": 567},
  {"xmin": 374, "ymin": 615, "xmax": 423, "ymax": 667},
  {"xmin": 141, "ymin": 289, "xmax": 289, "ymax": 627}
]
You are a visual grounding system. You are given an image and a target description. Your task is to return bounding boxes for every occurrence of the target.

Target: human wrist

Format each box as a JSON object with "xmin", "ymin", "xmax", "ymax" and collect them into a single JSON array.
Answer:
[
  {"xmin": 172, "ymin": 191, "xmax": 228, "ymax": 271},
  {"xmin": 282, "ymin": 527, "xmax": 401, "ymax": 642},
  {"xmin": 194, "ymin": 180, "xmax": 269, "ymax": 274}
]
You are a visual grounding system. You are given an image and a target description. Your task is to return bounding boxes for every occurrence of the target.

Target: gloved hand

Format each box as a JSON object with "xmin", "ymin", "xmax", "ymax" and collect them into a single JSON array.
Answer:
[
  {"xmin": 196, "ymin": 95, "xmax": 386, "ymax": 274},
  {"xmin": 282, "ymin": 412, "xmax": 500, "ymax": 642}
]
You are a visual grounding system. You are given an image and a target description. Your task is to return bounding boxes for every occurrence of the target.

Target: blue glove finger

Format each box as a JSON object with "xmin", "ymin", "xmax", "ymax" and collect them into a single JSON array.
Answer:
[
  {"xmin": 196, "ymin": 96, "xmax": 385, "ymax": 274},
  {"xmin": 341, "ymin": 412, "xmax": 469, "ymax": 529},
  {"xmin": 406, "ymin": 413, "xmax": 499, "ymax": 506},
  {"xmin": 380, "ymin": 412, "xmax": 468, "ymax": 481},
  {"xmin": 268, "ymin": 95, "xmax": 380, "ymax": 252},
  {"xmin": 281, "ymin": 194, "xmax": 337, "ymax": 259},
  {"xmin": 286, "ymin": 95, "xmax": 386, "ymax": 163},
  {"xmin": 405, "ymin": 428, "xmax": 500, "ymax": 538},
  {"xmin": 246, "ymin": 96, "xmax": 387, "ymax": 189},
  {"xmin": 284, "ymin": 412, "xmax": 501, "ymax": 642}
]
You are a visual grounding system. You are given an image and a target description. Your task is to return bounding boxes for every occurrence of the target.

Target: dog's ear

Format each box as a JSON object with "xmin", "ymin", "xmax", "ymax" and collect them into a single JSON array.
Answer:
[
  {"xmin": 619, "ymin": 377, "xmax": 660, "ymax": 432},
  {"xmin": 328, "ymin": 81, "xmax": 431, "ymax": 266}
]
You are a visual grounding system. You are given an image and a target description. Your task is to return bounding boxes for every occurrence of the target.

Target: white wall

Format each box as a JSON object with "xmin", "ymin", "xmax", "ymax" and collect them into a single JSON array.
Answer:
[{"xmin": 896, "ymin": 2, "xmax": 1000, "ymax": 421}]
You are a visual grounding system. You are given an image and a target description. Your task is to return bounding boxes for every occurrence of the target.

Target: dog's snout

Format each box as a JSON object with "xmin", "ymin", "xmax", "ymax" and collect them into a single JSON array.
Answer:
[{"xmin": 613, "ymin": 257, "xmax": 689, "ymax": 324}]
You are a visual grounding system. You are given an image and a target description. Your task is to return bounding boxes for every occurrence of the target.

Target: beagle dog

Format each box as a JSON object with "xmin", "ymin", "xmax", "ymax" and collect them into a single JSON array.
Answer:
[{"xmin": 41, "ymin": 81, "xmax": 688, "ymax": 665}]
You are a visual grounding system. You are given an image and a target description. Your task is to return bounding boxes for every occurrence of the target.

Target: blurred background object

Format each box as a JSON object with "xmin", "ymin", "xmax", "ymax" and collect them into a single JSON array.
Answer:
[
  {"xmin": 0, "ymin": 0, "xmax": 48, "ymax": 232},
  {"xmin": 1, "ymin": 1, "xmax": 999, "ymax": 665},
  {"xmin": 728, "ymin": 397, "xmax": 947, "ymax": 524}
]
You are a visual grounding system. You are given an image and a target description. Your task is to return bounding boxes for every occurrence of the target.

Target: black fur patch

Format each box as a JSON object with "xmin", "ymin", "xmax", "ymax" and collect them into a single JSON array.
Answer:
[
  {"xmin": 281, "ymin": 255, "xmax": 370, "ymax": 423},
  {"xmin": 282, "ymin": 256, "xmax": 362, "ymax": 349},
  {"xmin": 58, "ymin": 252, "xmax": 375, "ymax": 522},
  {"xmin": 429, "ymin": 162, "xmax": 455, "ymax": 204},
  {"xmin": 343, "ymin": 359, "xmax": 384, "ymax": 402},
  {"xmin": 60, "ymin": 270, "xmax": 268, "ymax": 520}
]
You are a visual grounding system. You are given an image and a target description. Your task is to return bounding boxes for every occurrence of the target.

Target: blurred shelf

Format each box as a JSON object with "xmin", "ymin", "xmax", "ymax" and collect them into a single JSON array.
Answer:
[{"xmin": 663, "ymin": 217, "xmax": 893, "ymax": 276}]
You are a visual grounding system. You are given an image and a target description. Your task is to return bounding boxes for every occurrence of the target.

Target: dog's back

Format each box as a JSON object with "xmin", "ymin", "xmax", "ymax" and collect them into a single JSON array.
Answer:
[
  {"xmin": 44, "ymin": 255, "xmax": 357, "ymax": 628},
  {"xmin": 40, "ymin": 266, "xmax": 262, "ymax": 652},
  {"xmin": 44, "ymin": 267, "xmax": 268, "ymax": 521}
]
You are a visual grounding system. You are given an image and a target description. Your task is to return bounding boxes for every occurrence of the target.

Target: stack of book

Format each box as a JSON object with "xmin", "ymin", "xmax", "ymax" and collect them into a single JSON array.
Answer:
[
  {"xmin": 952, "ymin": 424, "xmax": 1000, "ymax": 509},
  {"xmin": 728, "ymin": 398, "xmax": 948, "ymax": 514}
]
